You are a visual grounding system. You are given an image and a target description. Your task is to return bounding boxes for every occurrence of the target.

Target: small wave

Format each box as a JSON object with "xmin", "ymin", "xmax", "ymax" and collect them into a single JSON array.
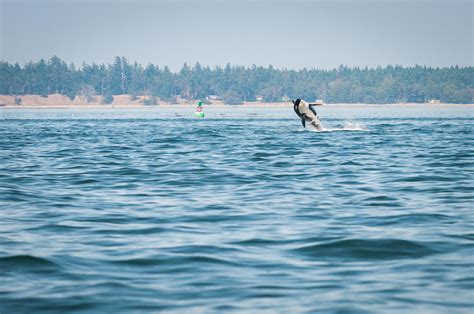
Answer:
[
  {"xmin": 231, "ymin": 238, "xmax": 286, "ymax": 246},
  {"xmin": 110, "ymin": 257, "xmax": 164, "ymax": 266},
  {"xmin": 109, "ymin": 254, "xmax": 240, "ymax": 268},
  {"xmin": 391, "ymin": 175, "xmax": 457, "ymax": 183},
  {"xmin": 340, "ymin": 160, "xmax": 362, "ymax": 166},
  {"xmin": 292, "ymin": 238, "xmax": 439, "ymax": 260},
  {"xmin": 372, "ymin": 213, "xmax": 454, "ymax": 226},
  {"xmin": 185, "ymin": 255, "xmax": 241, "ymax": 266},
  {"xmin": 0, "ymin": 255, "xmax": 58, "ymax": 271},
  {"xmin": 361, "ymin": 195, "xmax": 403, "ymax": 207}
]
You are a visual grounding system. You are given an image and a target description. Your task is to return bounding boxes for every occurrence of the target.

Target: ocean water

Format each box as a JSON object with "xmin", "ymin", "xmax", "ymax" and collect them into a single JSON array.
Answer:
[{"xmin": 1, "ymin": 105, "xmax": 473, "ymax": 313}]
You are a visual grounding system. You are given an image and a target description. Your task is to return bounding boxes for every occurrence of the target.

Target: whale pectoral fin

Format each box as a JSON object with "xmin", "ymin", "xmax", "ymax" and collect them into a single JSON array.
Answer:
[{"xmin": 301, "ymin": 118, "xmax": 306, "ymax": 128}]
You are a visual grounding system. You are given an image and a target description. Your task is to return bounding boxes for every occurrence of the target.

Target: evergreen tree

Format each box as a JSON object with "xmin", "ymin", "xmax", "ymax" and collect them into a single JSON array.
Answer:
[
  {"xmin": 1, "ymin": 57, "xmax": 473, "ymax": 104},
  {"xmin": 102, "ymin": 92, "xmax": 114, "ymax": 104}
]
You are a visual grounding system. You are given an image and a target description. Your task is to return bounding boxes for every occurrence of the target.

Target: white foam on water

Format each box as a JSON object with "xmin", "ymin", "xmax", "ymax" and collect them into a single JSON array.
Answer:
[{"xmin": 309, "ymin": 121, "xmax": 368, "ymax": 132}]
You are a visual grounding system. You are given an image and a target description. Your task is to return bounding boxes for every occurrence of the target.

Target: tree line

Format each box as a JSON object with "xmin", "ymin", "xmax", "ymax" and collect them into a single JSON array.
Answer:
[{"xmin": 1, "ymin": 56, "xmax": 472, "ymax": 104}]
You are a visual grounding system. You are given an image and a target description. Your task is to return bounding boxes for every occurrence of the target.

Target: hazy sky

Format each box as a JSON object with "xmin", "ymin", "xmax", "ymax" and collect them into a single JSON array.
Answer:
[{"xmin": 1, "ymin": 0, "xmax": 472, "ymax": 71}]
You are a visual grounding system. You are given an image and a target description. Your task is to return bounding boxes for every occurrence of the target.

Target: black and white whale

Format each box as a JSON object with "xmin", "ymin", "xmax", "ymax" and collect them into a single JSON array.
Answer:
[{"xmin": 292, "ymin": 98, "xmax": 323, "ymax": 131}]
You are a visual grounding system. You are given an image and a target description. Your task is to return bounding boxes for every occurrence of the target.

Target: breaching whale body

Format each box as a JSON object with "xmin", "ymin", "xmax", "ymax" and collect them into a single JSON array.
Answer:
[{"xmin": 292, "ymin": 99, "xmax": 323, "ymax": 131}]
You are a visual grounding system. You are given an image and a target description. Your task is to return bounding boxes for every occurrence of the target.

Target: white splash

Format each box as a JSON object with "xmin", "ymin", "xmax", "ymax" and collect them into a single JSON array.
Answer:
[{"xmin": 310, "ymin": 121, "xmax": 367, "ymax": 132}]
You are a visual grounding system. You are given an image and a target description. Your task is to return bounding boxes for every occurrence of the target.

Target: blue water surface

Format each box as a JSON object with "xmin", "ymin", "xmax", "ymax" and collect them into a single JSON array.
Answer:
[{"xmin": 1, "ymin": 105, "xmax": 473, "ymax": 313}]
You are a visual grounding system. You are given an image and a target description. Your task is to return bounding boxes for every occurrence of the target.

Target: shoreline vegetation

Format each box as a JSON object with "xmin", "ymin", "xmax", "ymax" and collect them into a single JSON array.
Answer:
[
  {"xmin": 1, "ymin": 57, "xmax": 473, "ymax": 106},
  {"xmin": 0, "ymin": 94, "xmax": 472, "ymax": 109}
]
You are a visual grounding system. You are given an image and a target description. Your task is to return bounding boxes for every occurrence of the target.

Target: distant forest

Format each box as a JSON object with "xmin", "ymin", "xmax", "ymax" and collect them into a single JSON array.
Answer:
[{"xmin": 1, "ymin": 56, "xmax": 473, "ymax": 104}]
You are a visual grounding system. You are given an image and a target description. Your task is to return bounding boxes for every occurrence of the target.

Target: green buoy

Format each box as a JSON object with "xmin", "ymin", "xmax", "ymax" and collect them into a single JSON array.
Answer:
[
  {"xmin": 194, "ymin": 101, "xmax": 205, "ymax": 118},
  {"xmin": 194, "ymin": 112, "xmax": 205, "ymax": 118}
]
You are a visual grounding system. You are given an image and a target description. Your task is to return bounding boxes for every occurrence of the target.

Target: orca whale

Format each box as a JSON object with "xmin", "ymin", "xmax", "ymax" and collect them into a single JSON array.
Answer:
[{"xmin": 292, "ymin": 99, "xmax": 323, "ymax": 131}]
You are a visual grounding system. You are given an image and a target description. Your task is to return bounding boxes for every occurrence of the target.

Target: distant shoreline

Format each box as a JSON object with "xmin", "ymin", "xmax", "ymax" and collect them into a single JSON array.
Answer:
[{"xmin": 0, "ymin": 94, "xmax": 472, "ymax": 109}]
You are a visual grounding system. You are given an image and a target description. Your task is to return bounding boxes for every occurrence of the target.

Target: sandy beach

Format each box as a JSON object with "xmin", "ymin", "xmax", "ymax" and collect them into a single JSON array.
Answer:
[{"xmin": 0, "ymin": 94, "xmax": 472, "ymax": 109}]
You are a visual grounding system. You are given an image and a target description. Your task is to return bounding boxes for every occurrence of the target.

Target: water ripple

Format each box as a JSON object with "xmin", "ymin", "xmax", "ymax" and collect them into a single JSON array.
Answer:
[{"xmin": 1, "ymin": 107, "xmax": 473, "ymax": 313}]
